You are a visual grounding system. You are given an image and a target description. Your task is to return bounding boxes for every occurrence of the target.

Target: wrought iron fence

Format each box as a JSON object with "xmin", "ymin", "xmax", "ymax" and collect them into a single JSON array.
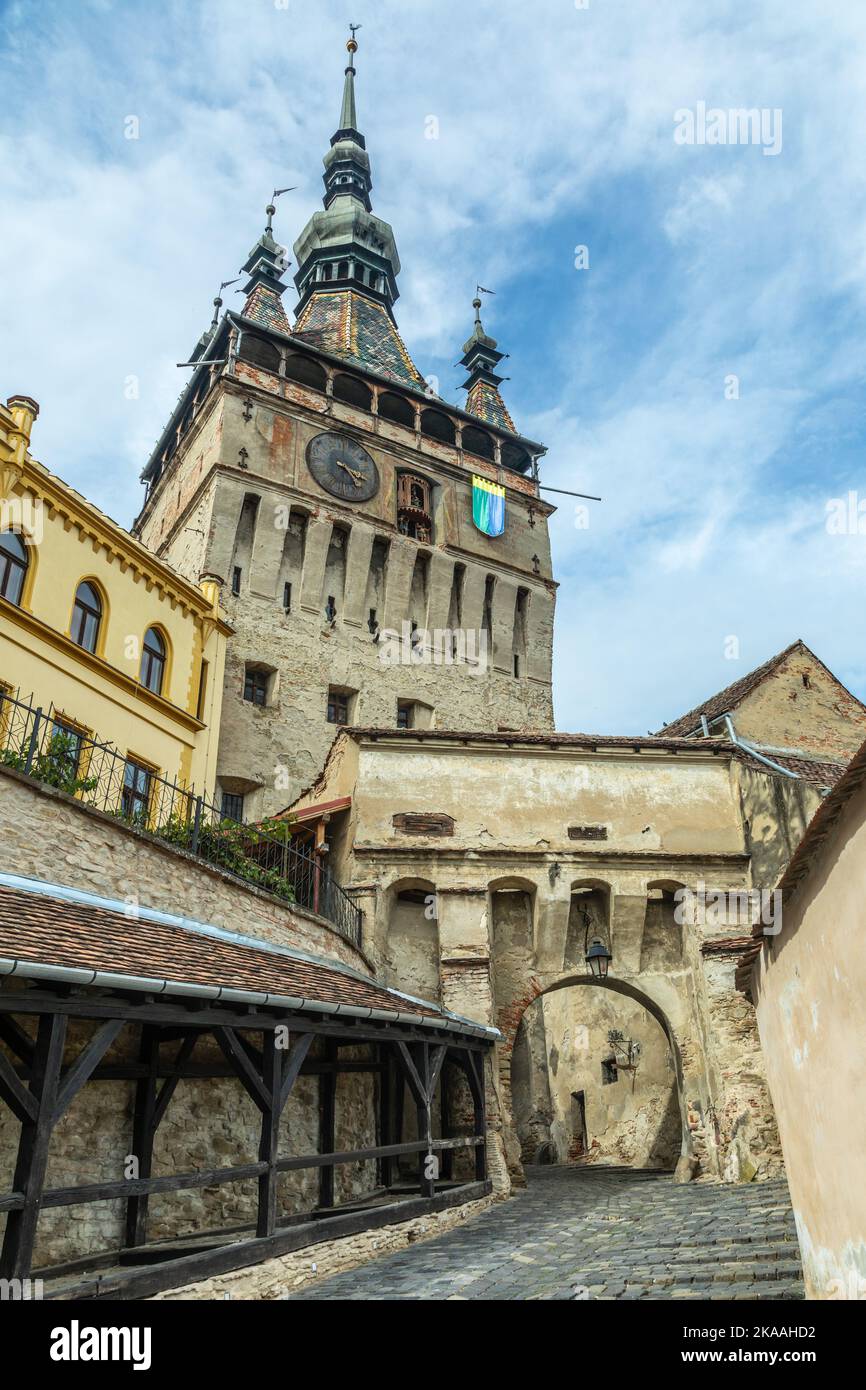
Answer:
[{"xmin": 0, "ymin": 686, "xmax": 362, "ymax": 947}]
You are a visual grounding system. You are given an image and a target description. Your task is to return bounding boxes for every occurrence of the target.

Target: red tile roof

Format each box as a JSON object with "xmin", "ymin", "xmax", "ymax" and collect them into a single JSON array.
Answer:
[
  {"xmin": 657, "ymin": 639, "xmax": 864, "ymax": 738},
  {"xmin": 0, "ymin": 881, "xmax": 492, "ymax": 1036}
]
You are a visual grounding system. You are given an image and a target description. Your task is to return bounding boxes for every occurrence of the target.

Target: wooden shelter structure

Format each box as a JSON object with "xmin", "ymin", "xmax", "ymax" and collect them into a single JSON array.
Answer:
[{"xmin": 0, "ymin": 877, "xmax": 494, "ymax": 1299}]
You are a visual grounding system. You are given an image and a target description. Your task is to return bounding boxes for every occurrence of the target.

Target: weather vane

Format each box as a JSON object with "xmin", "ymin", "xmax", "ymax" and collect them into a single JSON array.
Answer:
[{"xmin": 265, "ymin": 186, "xmax": 296, "ymax": 233}]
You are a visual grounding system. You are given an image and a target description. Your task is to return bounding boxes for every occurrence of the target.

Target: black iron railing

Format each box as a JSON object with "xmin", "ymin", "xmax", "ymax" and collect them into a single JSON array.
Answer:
[{"xmin": 0, "ymin": 687, "xmax": 362, "ymax": 947}]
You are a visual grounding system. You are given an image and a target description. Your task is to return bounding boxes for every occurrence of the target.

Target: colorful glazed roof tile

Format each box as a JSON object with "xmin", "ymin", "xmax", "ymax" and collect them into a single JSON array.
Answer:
[
  {"xmin": 293, "ymin": 289, "xmax": 426, "ymax": 389},
  {"xmin": 242, "ymin": 282, "xmax": 291, "ymax": 335},
  {"xmin": 466, "ymin": 379, "xmax": 516, "ymax": 433}
]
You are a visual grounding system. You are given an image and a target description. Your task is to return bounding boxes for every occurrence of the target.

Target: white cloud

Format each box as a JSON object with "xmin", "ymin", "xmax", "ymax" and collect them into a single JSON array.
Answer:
[{"xmin": 3, "ymin": 0, "xmax": 866, "ymax": 733}]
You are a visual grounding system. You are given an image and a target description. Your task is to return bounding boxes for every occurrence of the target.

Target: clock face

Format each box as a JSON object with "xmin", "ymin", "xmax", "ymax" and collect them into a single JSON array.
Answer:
[{"xmin": 306, "ymin": 432, "xmax": 380, "ymax": 503}]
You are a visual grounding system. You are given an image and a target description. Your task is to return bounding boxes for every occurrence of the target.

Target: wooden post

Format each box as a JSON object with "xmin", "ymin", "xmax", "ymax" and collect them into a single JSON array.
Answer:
[
  {"xmin": 379, "ymin": 1047, "xmax": 394, "ymax": 1190},
  {"xmin": 257, "ymin": 1032, "xmax": 283, "ymax": 1239},
  {"xmin": 318, "ymin": 1040, "xmax": 337, "ymax": 1210},
  {"xmin": 440, "ymin": 1061, "xmax": 454, "ymax": 1181},
  {"xmin": 468, "ymin": 1050, "xmax": 487, "ymax": 1181},
  {"xmin": 393, "ymin": 1059, "xmax": 405, "ymax": 1184},
  {"xmin": 0, "ymin": 1011, "xmax": 67, "ymax": 1280},
  {"xmin": 415, "ymin": 1044, "xmax": 435, "ymax": 1199},
  {"xmin": 125, "ymin": 1025, "xmax": 160, "ymax": 1248}
]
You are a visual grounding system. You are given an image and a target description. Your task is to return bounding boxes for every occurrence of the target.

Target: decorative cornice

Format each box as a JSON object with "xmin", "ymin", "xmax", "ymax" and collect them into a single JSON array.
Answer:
[{"xmin": 0, "ymin": 598, "xmax": 207, "ymax": 734}]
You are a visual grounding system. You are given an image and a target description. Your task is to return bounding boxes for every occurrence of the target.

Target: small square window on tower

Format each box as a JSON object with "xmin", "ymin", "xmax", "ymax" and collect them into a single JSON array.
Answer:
[
  {"xmin": 327, "ymin": 686, "xmax": 355, "ymax": 725},
  {"xmin": 243, "ymin": 665, "xmax": 275, "ymax": 707}
]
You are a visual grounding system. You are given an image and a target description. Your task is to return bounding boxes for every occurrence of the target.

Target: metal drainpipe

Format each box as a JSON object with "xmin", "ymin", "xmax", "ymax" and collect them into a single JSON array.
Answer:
[{"xmin": 722, "ymin": 715, "xmax": 799, "ymax": 779}]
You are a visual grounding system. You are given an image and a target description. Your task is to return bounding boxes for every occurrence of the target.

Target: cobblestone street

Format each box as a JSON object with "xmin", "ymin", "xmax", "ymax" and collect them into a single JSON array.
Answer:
[{"xmin": 291, "ymin": 1167, "xmax": 805, "ymax": 1301}]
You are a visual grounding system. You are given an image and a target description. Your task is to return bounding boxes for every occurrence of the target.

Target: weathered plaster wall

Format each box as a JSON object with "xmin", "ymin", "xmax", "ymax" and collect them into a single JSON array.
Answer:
[
  {"xmin": 735, "ymin": 762, "xmax": 823, "ymax": 892},
  {"xmin": 328, "ymin": 737, "xmax": 790, "ymax": 1185},
  {"xmin": 735, "ymin": 647, "xmax": 866, "ymax": 762},
  {"xmin": 512, "ymin": 988, "xmax": 681, "ymax": 1168},
  {"xmin": 136, "ymin": 379, "xmax": 557, "ymax": 813},
  {"xmin": 752, "ymin": 783, "xmax": 866, "ymax": 1299}
]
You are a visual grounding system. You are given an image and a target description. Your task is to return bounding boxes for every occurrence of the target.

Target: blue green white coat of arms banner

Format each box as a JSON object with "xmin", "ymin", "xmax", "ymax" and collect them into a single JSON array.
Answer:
[{"xmin": 471, "ymin": 474, "xmax": 506, "ymax": 536}]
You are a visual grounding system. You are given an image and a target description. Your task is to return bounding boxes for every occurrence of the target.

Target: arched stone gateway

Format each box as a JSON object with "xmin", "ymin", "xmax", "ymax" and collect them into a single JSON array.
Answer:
[{"xmin": 501, "ymin": 974, "xmax": 697, "ymax": 1185}]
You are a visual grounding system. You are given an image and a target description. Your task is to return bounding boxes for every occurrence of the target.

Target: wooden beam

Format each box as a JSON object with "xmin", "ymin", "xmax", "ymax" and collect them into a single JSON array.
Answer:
[
  {"xmin": 257, "ymin": 1033, "xmax": 283, "ymax": 1238},
  {"xmin": 0, "ymin": 989, "xmax": 489, "ymax": 1053},
  {"xmin": 466, "ymin": 1049, "xmax": 487, "ymax": 1181},
  {"xmin": 277, "ymin": 1033, "xmax": 314, "ymax": 1115},
  {"xmin": 318, "ymin": 1040, "xmax": 337, "ymax": 1209},
  {"xmin": 378, "ymin": 1047, "xmax": 394, "ymax": 1189},
  {"xmin": 276, "ymin": 1135, "xmax": 482, "ymax": 1172},
  {"xmin": 395, "ymin": 1041, "xmax": 426, "ymax": 1107},
  {"xmin": 125, "ymin": 1025, "xmax": 160, "ymax": 1250},
  {"xmin": 415, "ymin": 1045, "xmax": 435, "ymax": 1198},
  {"xmin": 214, "ymin": 1027, "xmax": 270, "ymax": 1112},
  {"xmin": 0, "ymin": 1015, "xmax": 35, "ymax": 1064},
  {"xmin": 0, "ymin": 1011, "xmax": 67, "ymax": 1280},
  {"xmin": 54, "ymin": 1019, "xmax": 125, "ymax": 1122},
  {"xmin": 151, "ymin": 1033, "xmax": 198, "ymax": 1131},
  {"xmin": 40, "ymin": 1162, "xmax": 269, "ymax": 1208},
  {"xmin": 0, "ymin": 1046, "xmax": 38, "ymax": 1124},
  {"xmin": 427, "ymin": 1044, "xmax": 448, "ymax": 1103}
]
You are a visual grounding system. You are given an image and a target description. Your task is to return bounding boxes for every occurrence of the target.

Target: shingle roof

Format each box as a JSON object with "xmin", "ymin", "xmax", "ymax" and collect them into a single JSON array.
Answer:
[
  {"xmin": 242, "ymin": 283, "xmax": 291, "ymax": 335},
  {"xmin": 761, "ymin": 753, "xmax": 846, "ymax": 788},
  {"xmin": 0, "ymin": 879, "xmax": 494, "ymax": 1036},
  {"xmin": 658, "ymin": 641, "xmax": 809, "ymax": 736},
  {"xmin": 293, "ymin": 290, "xmax": 426, "ymax": 389},
  {"xmin": 465, "ymin": 380, "xmax": 516, "ymax": 433}
]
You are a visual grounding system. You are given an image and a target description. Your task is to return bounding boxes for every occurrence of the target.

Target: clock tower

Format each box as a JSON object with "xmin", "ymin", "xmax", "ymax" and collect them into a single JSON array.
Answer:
[{"xmin": 134, "ymin": 33, "xmax": 557, "ymax": 818}]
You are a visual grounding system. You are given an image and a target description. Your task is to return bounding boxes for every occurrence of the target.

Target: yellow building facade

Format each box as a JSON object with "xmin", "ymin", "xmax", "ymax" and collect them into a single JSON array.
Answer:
[{"xmin": 0, "ymin": 394, "xmax": 230, "ymax": 803}]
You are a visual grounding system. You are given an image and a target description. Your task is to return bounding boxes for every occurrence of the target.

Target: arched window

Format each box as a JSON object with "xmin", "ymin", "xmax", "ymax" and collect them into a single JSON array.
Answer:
[
  {"xmin": 333, "ymin": 374, "xmax": 372, "ymax": 411},
  {"xmin": 0, "ymin": 531, "xmax": 28, "ymax": 605},
  {"xmin": 140, "ymin": 627, "xmax": 166, "ymax": 695},
  {"xmin": 420, "ymin": 409, "xmax": 455, "ymax": 445},
  {"xmin": 283, "ymin": 354, "xmax": 327, "ymax": 392},
  {"xmin": 462, "ymin": 425, "xmax": 495, "ymax": 461},
  {"xmin": 238, "ymin": 334, "xmax": 280, "ymax": 373},
  {"xmin": 501, "ymin": 441, "xmax": 531, "ymax": 473},
  {"xmin": 378, "ymin": 392, "xmax": 415, "ymax": 428},
  {"xmin": 71, "ymin": 581, "xmax": 102, "ymax": 653}
]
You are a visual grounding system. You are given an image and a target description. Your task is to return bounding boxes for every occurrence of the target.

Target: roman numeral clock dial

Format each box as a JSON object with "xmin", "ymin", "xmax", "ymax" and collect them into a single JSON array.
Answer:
[{"xmin": 306, "ymin": 431, "xmax": 380, "ymax": 502}]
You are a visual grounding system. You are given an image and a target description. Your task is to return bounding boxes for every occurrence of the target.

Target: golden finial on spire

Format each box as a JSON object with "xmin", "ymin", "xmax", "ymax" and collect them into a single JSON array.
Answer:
[{"xmin": 347, "ymin": 22, "xmax": 361, "ymax": 56}]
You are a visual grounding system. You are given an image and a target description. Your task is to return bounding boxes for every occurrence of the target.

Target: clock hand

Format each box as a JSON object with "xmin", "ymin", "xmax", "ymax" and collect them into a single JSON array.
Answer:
[{"xmin": 336, "ymin": 459, "xmax": 364, "ymax": 482}]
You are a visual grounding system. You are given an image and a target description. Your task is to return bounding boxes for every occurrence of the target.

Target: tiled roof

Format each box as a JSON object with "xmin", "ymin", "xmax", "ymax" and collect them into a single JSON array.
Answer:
[
  {"xmin": 761, "ymin": 753, "xmax": 846, "ymax": 788},
  {"xmin": 344, "ymin": 726, "xmax": 741, "ymax": 753},
  {"xmin": 242, "ymin": 284, "xmax": 291, "ymax": 335},
  {"xmin": 0, "ymin": 880, "xmax": 492, "ymax": 1035},
  {"xmin": 293, "ymin": 290, "xmax": 426, "ymax": 389},
  {"xmin": 656, "ymin": 640, "xmax": 831, "ymax": 737},
  {"xmin": 465, "ymin": 379, "xmax": 516, "ymax": 433}
]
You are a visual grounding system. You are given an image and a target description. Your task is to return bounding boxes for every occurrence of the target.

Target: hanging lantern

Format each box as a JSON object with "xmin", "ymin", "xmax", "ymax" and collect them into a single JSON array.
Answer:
[{"xmin": 585, "ymin": 937, "xmax": 613, "ymax": 979}]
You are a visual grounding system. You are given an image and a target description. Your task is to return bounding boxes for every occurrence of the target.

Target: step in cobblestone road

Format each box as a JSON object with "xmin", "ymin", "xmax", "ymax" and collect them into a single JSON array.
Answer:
[{"xmin": 290, "ymin": 1166, "xmax": 805, "ymax": 1301}]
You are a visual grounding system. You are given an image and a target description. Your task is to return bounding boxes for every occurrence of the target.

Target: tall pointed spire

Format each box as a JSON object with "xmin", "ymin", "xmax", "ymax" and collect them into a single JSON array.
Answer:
[
  {"xmin": 460, "ymin": 293, "xmax": 516, "ymax": 433},
  {"xmin": 337, "ymin": 29, "xmax": 359, "ymax": 137},
  {"xmin": 237, "ymin": 196, "xmax": 292, "ymax": 334},
  {"xmin": 290, "ymin": 28, "xmax": 426, "ymax": 389}
]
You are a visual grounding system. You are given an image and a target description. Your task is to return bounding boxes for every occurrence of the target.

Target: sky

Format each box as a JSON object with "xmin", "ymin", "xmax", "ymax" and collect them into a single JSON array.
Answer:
[{"xmin": 2, "ymin": 0, "xmax": 866, "ymax": 735}]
